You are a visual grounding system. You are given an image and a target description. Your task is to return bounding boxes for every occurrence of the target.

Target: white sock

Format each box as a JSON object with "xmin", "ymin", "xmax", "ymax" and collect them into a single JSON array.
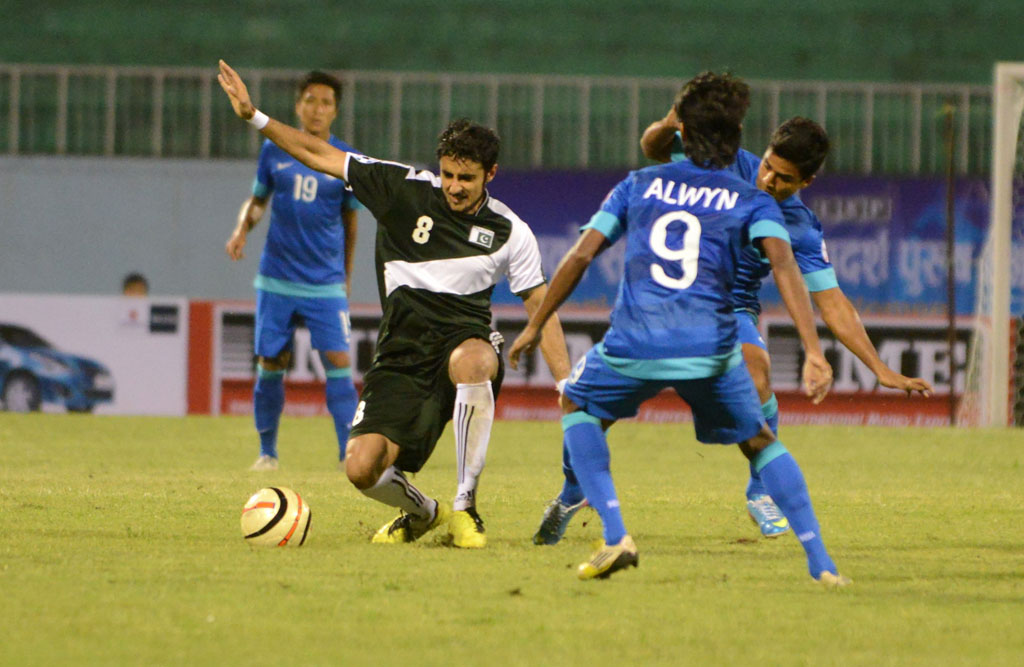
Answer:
[
  {"xmin": 360, "ymin": 466, "xmax": 436, "ymax": 520},
  {"xmin": 453, "ymin": 381, "xmax": 494, "ymax": 512}
]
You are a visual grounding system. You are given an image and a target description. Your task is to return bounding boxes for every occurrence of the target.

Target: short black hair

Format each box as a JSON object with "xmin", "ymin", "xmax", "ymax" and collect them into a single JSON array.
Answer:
[
  {"xmin": 768, "ymin": 117, "xmax": 830, "ymax": 179},
  {"xmin": 672, "ymin": 71, "xmax": 750, "ymax": 169},
  {"xmin": 435, "ymin": 119, "xmax": 501, "ymax": 172},
  {"xmin": 296, "ymin": 70, "xmax": 342, "ymax": 107},
  {"xmin": 122, "ymin": 272, "xmax": 148, "ymax": 291}
]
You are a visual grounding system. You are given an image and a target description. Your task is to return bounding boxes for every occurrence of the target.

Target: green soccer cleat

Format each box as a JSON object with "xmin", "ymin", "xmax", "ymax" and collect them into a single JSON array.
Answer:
[
  {"xmin": 372, "ymin": 502, "xmax": 450, "ymax": 544},
  {"xmin": 449, "ymin": 507, "xmax": 487, "ymax": 548},
  {"xmin": 577, "ymin": 535, "xmax": 639, "ymax": 580},
  {"xmin": 815, "ymin": 571, "xmax": 853, "ymax": 589},
  {"xmin": 747, "ymin": 494, "xmax": 790, "ymax": 538},
  {"xmin": 533, "ymin": 498, "xmax": 588, "ymax": 545}
]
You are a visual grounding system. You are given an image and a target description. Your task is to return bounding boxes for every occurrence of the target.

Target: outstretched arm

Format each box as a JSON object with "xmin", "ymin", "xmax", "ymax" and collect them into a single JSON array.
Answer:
[
  {"xmin": 226, "ymin": 194, "xmax": 267, "ymax": 261},
  {"xmin": 508, "ymin": 229, "xmax": 609, "ymax": 369},
  {"xmin": 217, "ymin": 60, "xmax": 350, "ymax": 180},
  {"xmin": 520, "ymin": 284, "xmax": 572, "ymax": 383},
  {"xmin": 639, "ymin": 106, "xmax": 679, "ymax": 163},
  {"xmin": 813, "ymin": 287, "xmax": 933, "ymax": 396},
  {"xmin": 760, "ymin": 237, "xmax": 833, "ymax": 404}
]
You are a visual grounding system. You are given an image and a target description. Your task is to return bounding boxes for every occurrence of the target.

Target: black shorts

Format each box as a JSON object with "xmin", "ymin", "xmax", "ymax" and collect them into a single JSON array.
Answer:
[{"xmin": 350, "ymin": 329, "xmax": 505, "ymax": 473}]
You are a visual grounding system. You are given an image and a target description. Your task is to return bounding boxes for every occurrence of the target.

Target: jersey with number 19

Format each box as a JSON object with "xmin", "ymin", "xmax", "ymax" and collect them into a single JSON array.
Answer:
[{"xmin": 583, "ymin": 159, "xmax": 788, "ymax": 375}]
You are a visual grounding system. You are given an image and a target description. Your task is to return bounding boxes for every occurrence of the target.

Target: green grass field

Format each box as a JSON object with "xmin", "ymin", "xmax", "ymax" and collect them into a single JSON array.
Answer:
[{"xmin": 1, "ymin": 413, "xmax": 1022, "ymax": 666}]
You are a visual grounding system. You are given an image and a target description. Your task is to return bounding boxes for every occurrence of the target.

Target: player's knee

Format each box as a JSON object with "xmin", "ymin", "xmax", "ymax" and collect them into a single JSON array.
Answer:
[
  {"xmin": 560, "ymin": 392, "xmax": 580, "ymax": 415},
  {"xmin": 449, "ymin": 339, "xmax": 498, "ymax": 383},
  {"xmin": 345, "ymin": 454, "xmax": 378, "ymax": 490},
  {"xmin": 259, "ymin": 352, "xmax": 290, "ymax": 372},
  {"xmin": 320, "ymin": 350, "xmax": 351, "ymax": 370},
  {"xmin": 739, "ymin": 426, "xmax": 777, "ymax": 460}
]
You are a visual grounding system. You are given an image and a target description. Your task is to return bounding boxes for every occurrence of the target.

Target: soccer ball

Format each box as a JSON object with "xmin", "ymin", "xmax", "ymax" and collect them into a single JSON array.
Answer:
[{"xmin": 240, "ymin": 487, "xmax": 311, "ymax": 547}]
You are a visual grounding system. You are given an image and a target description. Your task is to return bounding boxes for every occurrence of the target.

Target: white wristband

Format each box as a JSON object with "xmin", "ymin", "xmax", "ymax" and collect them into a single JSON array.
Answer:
[
  {"xmin": 248, "ymin": 110, "xmax": 269, "ymax": 130},
  {"xmin": 556, "ymin": 378, "xmax": 568, "ymax": 395}
]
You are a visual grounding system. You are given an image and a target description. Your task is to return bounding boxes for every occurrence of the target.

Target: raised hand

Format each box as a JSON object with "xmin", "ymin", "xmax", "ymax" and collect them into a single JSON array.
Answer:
[{"xmin": 217, "ymin": 60, "xmax": 255, "ymax": 120}]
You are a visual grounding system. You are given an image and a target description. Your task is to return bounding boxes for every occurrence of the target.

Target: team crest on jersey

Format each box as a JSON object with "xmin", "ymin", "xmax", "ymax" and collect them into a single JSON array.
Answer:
[{"xmin": 468, "ymin": 225, "xmax": 495, "ymax": 249}]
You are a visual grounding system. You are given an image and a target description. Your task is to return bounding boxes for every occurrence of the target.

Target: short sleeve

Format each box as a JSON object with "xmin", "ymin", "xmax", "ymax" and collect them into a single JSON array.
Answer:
[
  {"xmin": 253, "ymin": 141, "xmax": 274, "ymax": 197},
  {"xmin": 506, "ymin": 222, "xmax": 546, "ymax": 295},
  {"xmin": 747, "ymin": 194, "xmax": 789, "ymax": 244},
  {"xmin": 580, "ymin": 176, "xmax": 633, "ymax": 244},
  {"xmin": 789, "ymin": 207, "xmax": 838, "ymax": 291}
]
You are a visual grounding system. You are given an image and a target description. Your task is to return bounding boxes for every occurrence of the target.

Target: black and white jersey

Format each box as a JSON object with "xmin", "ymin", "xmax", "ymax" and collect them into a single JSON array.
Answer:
[{"xmin": 343, "ymin": 154, "xmax": 545, "ymax": 363}]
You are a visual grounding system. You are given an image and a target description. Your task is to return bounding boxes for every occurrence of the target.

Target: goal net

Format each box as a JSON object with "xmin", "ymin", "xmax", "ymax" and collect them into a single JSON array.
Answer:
[{"xmin": 959, "ymin": 63, "xmax": 1024, "ymax": 426}]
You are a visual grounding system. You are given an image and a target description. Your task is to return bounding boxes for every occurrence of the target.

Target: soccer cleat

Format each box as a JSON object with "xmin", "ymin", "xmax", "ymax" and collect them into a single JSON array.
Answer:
[
  {"xmin": 815, "ymin": 571, "xmax": 853, "ymax": 588},
  {"xmin": 533, "ymin": 497, "xmax": 588, "ymax": 545},
  {"xmin": 577, "ymin": 535, "xmax": 639, "ymax": 580},
  {"xmin": 249, "ymin": 455, "xmax": 279, "ymax": 471},
  {"xmin": 371, "ymin": 502, "xmax": 450, "ymax": 544},
  {"xmin": 449, "ymin": 507, "xmax": 487, "ymax": 548},
  {"xmin": 747, "ymin": 494, "xmax": 790, "ymax": 538}
]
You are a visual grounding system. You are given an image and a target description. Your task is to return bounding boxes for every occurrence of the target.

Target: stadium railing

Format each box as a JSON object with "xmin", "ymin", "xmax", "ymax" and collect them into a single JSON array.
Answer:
[{"xmin": 0, "ymin": 63, "xmax": 991, "ymax": 174}]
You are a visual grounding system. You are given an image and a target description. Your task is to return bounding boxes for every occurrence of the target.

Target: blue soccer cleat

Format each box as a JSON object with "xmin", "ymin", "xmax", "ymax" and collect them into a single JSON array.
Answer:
[
  {"xmin": 533, "ymin": 497, "xmax": 588, "ymax": 545},
  {"xmin": 747, "ymin": 494, "xmax": 790, "ymax": 538}
]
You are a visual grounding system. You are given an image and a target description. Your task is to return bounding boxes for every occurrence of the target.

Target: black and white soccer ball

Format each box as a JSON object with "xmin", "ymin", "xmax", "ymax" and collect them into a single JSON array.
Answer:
[{"xmin": 240, "ymin": 487, "xmax": 311, "ymax": 547}]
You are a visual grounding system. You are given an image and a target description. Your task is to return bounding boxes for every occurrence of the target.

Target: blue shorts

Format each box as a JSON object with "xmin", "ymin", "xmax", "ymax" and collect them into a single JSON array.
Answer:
[
  {"xmin": 254, "ymin": 290, "xmax": 350, "ymax": 358},
  {"xmin": 563, "ymin": 346, "xmax": 766, "ymax": 445},
  {"xmin": 736, "ymin": 310, "xmax": 767, "ymax": 351}
]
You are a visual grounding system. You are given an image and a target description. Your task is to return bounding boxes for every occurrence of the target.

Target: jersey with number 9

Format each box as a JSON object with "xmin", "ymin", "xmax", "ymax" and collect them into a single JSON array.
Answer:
[{"xmin": 583, "ymin": 159, "xmax": 788, "ymax": 361}]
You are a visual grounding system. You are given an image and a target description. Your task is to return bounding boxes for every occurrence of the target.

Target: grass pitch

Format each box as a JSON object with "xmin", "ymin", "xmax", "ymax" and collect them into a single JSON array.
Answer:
[{"xmin": 1, "ymin": 413, "xmax": 1022, "ymax": 666}]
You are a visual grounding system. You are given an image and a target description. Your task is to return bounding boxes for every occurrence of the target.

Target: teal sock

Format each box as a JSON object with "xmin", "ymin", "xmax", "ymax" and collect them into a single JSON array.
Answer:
[
  {"xmin": 746, "ymin": 395, "xmax": 779, "ymax": 499},
  {"xmin": 562, "ymin": 412, "xmax": 626, "ymax": 545},
  {"xmin": 753, "ymin": 441, "xmax": 837, "ymax": 578}
]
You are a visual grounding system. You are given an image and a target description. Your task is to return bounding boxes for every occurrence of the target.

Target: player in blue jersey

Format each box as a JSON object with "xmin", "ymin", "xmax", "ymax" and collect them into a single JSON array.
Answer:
[
  {"xmin": 639, "ymin": 112, "xmax": 933, "ymax": 537},
  {"xmin": 510, "ymin": 72, "xmax": 849, "ymax": 585},
  {"xmin": 225, "ymin": 70, "xmax": 361, "ymax": 471}
]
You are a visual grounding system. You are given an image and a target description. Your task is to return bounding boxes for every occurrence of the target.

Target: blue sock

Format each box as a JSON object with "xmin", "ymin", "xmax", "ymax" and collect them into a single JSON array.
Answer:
[
  {"xmin": 746, "ymin": 394, "xmax": 779, "ymax": 500},
  {"xmin": 558, "ymin": 439, "xmax": 586, "ymax": 506},
  {"xmin": 753, "ymin": 441, "xmax": 837, "ymax": 578},
  {"xmin": 325, "ymin": 370, "xmax": 358, "ymax": 461},
  {"xmin": 562, "ymin": 412, "xmax": 626, "ymax": 545},
  {"xmin": 254, "ymin": 367, "xmax": 285, "ymax": 459}
]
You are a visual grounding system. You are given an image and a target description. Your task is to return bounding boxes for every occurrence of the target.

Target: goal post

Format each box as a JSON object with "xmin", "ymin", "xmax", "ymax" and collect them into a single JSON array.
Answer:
[{"xmin": 961, "ymin": 63, "xmax": 1024, "ymax": 426}]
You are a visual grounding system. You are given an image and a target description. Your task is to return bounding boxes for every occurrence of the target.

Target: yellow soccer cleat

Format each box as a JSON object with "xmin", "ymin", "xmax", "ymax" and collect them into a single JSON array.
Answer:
[
  {"xmin": 815, "ymin": 571, "xmax": 853, "ymax": 589},
  {"xmin": 577, "ymin": 535, "xmax": 639, "ymax": 580},
  {"xmin": 449, "ymin": 508, "xmax": 487, "ymax": 548},
  {"xmin": 371, "ymin": 501, "xmax": 450, "ymax": 544}
]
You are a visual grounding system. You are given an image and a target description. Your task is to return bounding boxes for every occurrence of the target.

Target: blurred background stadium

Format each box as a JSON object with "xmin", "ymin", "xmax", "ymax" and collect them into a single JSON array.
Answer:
[{"xmin": 2, "ymin": 0, "xmax": 1023, "ymax": 424}]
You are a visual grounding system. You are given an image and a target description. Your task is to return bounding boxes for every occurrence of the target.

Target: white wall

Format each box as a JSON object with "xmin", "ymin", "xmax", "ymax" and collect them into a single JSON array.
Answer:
[{"xmin": 0, "ymin": 156, "xmax": 378, "ymax": 303}]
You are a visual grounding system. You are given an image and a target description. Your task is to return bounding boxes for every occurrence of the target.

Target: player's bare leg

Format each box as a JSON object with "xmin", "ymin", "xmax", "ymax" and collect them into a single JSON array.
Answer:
[
  {"xmin": 347, "ymin": 433, "xmax": 447, "ymax": 543},
  {"xmin": 447, "ymin": 337, "xmax": 499, "ymax": 548}
]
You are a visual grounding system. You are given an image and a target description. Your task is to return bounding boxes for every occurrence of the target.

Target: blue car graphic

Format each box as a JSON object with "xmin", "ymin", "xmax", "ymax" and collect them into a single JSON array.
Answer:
[{"xmin": 0, "ymin": 323, "xmax": 115, "ymax": 413}]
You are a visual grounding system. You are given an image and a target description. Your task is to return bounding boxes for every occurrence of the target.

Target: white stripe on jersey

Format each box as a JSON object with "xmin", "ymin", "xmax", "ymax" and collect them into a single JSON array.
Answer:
[{"xmin": 384, "ymin": 255, "xmax": 508, "ymax": 297}]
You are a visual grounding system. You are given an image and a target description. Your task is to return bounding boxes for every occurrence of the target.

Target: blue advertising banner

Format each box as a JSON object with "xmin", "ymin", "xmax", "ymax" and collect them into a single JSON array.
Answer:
[{"xmin": 489, "ymin": 169, "xmax": 1017, "ymax": 315}]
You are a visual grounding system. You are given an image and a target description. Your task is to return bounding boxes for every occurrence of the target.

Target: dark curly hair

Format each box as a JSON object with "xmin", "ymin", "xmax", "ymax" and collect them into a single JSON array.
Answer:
[
  {"xmin": 768, "ymin": 117, "xmax": 830, "ymax": 179},
  {"xmin": 673, "ymin": 72, "xmax": 750, "ymax": 169},
  {"xmin": 296, "ymin": 70, "xmax": 342, "ymax": 107},
  {"xmin": 436, "ymin": 119, "xmax": 501, "ymax": 172}
]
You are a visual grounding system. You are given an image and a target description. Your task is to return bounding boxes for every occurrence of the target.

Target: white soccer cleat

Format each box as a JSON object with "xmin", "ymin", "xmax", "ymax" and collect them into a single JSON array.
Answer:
[
  {"xmin": 249, "ymin": 455, "xmax": 279, "ymax": 471},
  {"xmin": 815, "ymin": 571, "xmax": 853, "ymax": 588}
]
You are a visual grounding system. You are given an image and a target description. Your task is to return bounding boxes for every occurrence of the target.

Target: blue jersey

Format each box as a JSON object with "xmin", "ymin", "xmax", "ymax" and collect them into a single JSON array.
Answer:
[
  {"xmin": 582, "ymin": 159, "xmax": 788, "ymax": 376},
  {"xmin": 252, "ymin": 136, "xmax": 363, "ymax": 295},
  {"xmin": 672, "ymin": 137, "xmax": 837, "ymax": 315}
]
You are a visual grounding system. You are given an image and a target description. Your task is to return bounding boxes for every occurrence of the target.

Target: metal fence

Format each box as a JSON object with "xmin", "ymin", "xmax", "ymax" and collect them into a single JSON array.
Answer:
[{"xmin": 0, "ymin": 63, "xmax": 992, "ymax": 174}]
